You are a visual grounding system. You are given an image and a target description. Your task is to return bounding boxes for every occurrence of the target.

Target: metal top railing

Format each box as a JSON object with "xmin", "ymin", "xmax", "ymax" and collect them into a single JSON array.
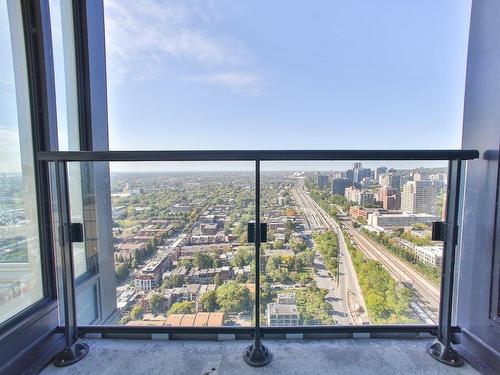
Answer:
[{"xmin": 37, "ymin": 149, "xmax": 479, "ymax": 162}]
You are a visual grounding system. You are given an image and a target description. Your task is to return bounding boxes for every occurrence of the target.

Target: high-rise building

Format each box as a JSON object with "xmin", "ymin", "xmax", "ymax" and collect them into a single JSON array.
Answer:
[
  {"xmin": 361, "ymin": 177, "xmax": 373, "ymax": 188},
  {"xmin": 317, "ymin": 174, "xmax": 329, "ymax": 188},
  {"xmin": 353, "ymin": 166, "xmax": 371, "ymax": 183},
  {"xmin": 345, "ymin": 187, "xmax": 374, "ymax": 206},
  {"xmin": 383, "ymin": 194, "xmax": 400, "ymax": 210},
  {"xmin": 378, "ymin": 186, "xmax": 400, "ymax": 210},
  {"xmin": 331, "ymin": 178, "xmax": 352, "ymax": 195},
  {"xmin": 342, "ymin": 169, "xmax": 354, "ymax": 181},
  {"xmin": 401, "ymin": 180, "xmax": 438, "ymax": 215},
  {"xmin": 374, "ymin": 167, "xmax": 387, "ymax": 180},
  {"xmin": 412, "ymin": 170, "xmax": 427, "ymax": 181},
  {"xmin": 379, "ymin": 173, "xmax": 401, "ymax": 191},
  {"xmin": 359, "ymin": 190, "xmax": 374, "ymax": 206}
]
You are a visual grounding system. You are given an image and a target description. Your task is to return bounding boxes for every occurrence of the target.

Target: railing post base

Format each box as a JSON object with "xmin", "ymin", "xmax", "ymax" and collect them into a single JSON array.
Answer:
[
  {"xmin": 427, "ymin": 338, "xmax": 463, "ymax": 367},
  {"xmin": 243, "ymin": 341, "xmax": 272, "ymax": 367},
  {"xmin": 53, "ymin": 341, "xmax": 89, "ymax": 367}
]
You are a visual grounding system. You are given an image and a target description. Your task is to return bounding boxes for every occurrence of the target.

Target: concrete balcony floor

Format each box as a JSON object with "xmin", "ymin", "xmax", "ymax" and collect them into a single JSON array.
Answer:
[{"xmin": 42, "ymin": 338, "xmax": 479, "ymax": 375}]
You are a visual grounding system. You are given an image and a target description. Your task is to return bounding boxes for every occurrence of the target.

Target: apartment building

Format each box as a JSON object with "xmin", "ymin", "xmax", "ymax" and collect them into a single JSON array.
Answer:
[{"xmin": 401, "ymin": 180, "xmax": 439, "ymax": 216}]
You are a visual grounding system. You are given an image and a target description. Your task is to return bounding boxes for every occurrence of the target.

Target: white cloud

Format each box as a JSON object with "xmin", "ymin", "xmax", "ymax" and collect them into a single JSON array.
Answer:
[
  {"xmin": 183, "ymin": 72, "xmax": 262, "ymax": 93},
  {"xmin": 0, "ymin": 126, "xmax": 21, "ymax": 173},
  {"xmin": 104, "ymin": 0, "xmax": 261, "ymax": 92}
]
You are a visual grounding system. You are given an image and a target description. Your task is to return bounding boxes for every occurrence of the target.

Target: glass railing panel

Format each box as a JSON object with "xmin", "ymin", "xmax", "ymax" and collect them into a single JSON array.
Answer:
[
  {"xmin": 260, "ymin": 160, "xmax": 446, "ymax": 326},
  {"xmin": 62, "ymin": 161, "xmax": 256, "ymax": 327}
]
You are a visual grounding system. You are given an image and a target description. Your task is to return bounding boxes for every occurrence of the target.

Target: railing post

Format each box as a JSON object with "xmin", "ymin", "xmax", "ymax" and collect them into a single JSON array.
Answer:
[
  {"xmin": 427, "ymin": 159, "xmax": 464, "ymax": 366},
  {"xmin": 243, "ymin": 159, "xmax": 272, "ymax": 366},
  {"xmin": 53, "ymin": 161, "xmax": 89, "ymax": 366}
]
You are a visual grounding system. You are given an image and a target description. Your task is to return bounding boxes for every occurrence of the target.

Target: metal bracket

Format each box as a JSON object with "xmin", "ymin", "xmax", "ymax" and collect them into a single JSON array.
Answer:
[
  {"xmin": 247, "ymin": 222, "xmax": 267, "ymax": 243},
  {"xmin": 243, "ymin": 341, "xmax": 273, "ymax": 367},
  {"xmin": 53, "ymin": 342, "xmax": 89, "ymax": 367},
  {"xmin": 431, "ymin": 221, "xmax": 446, "ymax": 241},
  {"xmin": 427, "ymin": 338, "xmax": 463, "ymax": 367},
  {"xmin": 68, "ymin": 223, "xmax": 84, "ymax": 243}
]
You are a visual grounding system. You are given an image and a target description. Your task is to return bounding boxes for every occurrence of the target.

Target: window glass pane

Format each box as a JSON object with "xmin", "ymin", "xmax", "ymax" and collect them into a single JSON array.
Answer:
[
  {"xmin": 103, "ymin": 1, "xmax": 471, "ymax": 151},
  {"xmin": 68, "ymin": 161, "xmax": 256, "ymax": 327},
  {"xmin": 260, "ymin": 161, "xmax": 445, "ymax": 326},
  {"xmin": 49, "ymin": 0, "xmax": 89, "ymax": 278},
  {"xmin": 49, "ymin": 0, "xmax": 79, "ymax": 151},
  {"xmin": 0, "ymin": 1, "xmax": 44, "ymax": 325}
]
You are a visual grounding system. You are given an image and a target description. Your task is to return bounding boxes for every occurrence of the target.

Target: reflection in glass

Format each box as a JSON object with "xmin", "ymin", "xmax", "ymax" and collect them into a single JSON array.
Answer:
[{"xmin": 0, "ymin": 1, "xmax": 44, "ymax": 325}]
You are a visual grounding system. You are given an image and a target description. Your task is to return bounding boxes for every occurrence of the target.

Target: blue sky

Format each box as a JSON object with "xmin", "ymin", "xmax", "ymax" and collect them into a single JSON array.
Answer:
[
  {"xmin": 104, "ymin": 0, "xmax": 472, "ymax": 152},
  {"xmin": 0, "ymin": 1, "xmax": 472, "ymax": 173}
]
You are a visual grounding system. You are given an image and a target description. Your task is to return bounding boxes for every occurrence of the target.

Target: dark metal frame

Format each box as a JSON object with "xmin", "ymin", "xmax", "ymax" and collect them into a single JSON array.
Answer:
[
  {"xmin": 427, "ymin": 160, "xmax": 464, "ymax": 366},
  {"xmin": 490, "ymin": 153, "xmax": 500, "ymax": 323},
  {"xmin": 38, "ymin": 149, "xmax": 478, "ymax": 368},
  {"xmin": 38, "ymin": 149, "xmax": 478, "ymax": 162},
  {"xmin": 52, "ymin": 162, "xmax": 89, "ymax": 366},
  {"xmin": 0, "ymin": 0, "xmax": 57, "ymax": 334}
]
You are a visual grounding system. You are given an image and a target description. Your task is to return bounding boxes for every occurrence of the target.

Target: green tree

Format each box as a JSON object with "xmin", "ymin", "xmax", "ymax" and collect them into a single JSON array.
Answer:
[
  {"xmin": 149, "ymin": 293, "xmax": 164, "ymax": 315},
  {"xmin": 130, "ymin": 305, "xmax": 144, "ymax": 320},
  {"xmin": 200, "ymin": 291, "xmax": 219, "ymax": 312},
  {"xmin": 119, "ymin": 315, "xmax": 131, "ymax": 325},
  {"xmin": 213, "ymin": 273, "xmax": 223, "ymax": 286},
  {"xmin": 193, "ymin": 252, "xmax": 213, "ymax": 268},
  {"xmin": 178, "ymin": 259, "xmax": 193, "ymax": 269},
  {"xmin": 162, "ymin": 275, "xmax": 184, "ymax": 289},
  {"xmin": 273, "ymin": 240, "xmax": 284, "ymax": 249},
  {"xmin": 231, "ymin": 247, "xmax": 254, "ymax": 267},
  {"xmin": 216, "ymin": 281, "xmax": 252, "ymax": 313},
  {"xmin": 260, "ymin": 281, "xmax": 272, "ymax": 304},
  {"xmin": 168, "ymin": 301, "xmax": 195, "ymax": 315},
  {"xmin": 115, "ymin": 263, "xmax": 130, "ymax": 283},
  {"xmin": 265, "ymin": 255, "xmax": 281, "ymax": 274}
]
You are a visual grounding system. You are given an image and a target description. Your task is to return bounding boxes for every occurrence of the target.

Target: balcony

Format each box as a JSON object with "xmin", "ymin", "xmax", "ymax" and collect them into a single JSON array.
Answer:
[
  {"xmin": 41, "ymin": 338, "xmax": 480, "ymax": 375},
  {"xmin": 24, "ymin": 149, "xmax": 478, "ymax": 371},
  {"xmin": 1, "ymin": 1, "xmax": 500, "ymax": 374}
]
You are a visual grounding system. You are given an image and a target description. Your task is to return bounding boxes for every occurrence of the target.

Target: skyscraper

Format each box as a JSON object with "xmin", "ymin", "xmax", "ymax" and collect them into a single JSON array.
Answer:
[
  {"xmin": 317, "ymin": 174, "xmax": 329, "ymax": 189},
  {"xmin": 353, "ymin": 162, "xmax": 371, "ymax": 184},
  {"xmin": 331, "ymin": 178, "xmax": 352, "ymax": 195},
  {"xmin": 378, "ymin": 186, "xmax": 400, "ymax": 210},
  {"xmin": 374, "ymin": 167, "xmax": 387, "ymax": 181},
  {"xmin": 401, "ymin": 180, "xmax": 438, "ymax": 215}
]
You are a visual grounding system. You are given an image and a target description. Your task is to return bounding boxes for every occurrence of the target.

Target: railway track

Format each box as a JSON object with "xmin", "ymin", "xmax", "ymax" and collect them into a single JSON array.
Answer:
[
  {"xmin": 344, "ymin": 224, "xmax": 439, "ymax": 323},
  {"xmin": 292, "ymin": 181, "xmax": 370, "ymax": 324},
  {"xmin": 293, "ymin": 180, "xmax": 439, "ymax": 324}
]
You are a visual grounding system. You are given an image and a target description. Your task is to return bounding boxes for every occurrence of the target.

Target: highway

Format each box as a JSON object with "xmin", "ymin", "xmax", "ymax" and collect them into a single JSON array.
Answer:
[{"xmin": 291, "ymin": 178, "xmax": 369, "ymax": 325}]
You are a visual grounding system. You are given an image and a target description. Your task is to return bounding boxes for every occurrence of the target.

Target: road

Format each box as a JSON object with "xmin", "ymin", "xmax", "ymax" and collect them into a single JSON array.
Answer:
[{"xmin": 291, "ymin": 178, "xmax": 369, "ymax": 325}]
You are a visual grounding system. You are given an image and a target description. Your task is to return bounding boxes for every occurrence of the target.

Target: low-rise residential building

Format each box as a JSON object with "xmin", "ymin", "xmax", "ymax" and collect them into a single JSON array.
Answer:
[
  {"xmin": 165, "ymin": 312, "xmax": 225, "ymax": 327},
  {"xmin": 367, "ymin": 212, "xmax": 438, "ymax": 229},
  {"xmin": 125, "ymin": 312, "xmax": 225, "ymax": 327},
  {"xmin": 170, "ymin": 203, "xmax": 191, "ymax": 213},
  {"xmin": 349, "ymin": 206, "xmax": 377, "ymax": 221},
  {"xmin": 133, "ymin": 255, "xmax": 172, "ymax": 291},
  {"xmin": 398, "ymin": 239, "xmax": 443, "ymax": 267},
  {"xmin": 266, "ymin": 294, "xmax": 300, "ymax": 327},
  {"xmin": 187, "ymin": 266, "xmax": 231, "ymax": 284}
]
